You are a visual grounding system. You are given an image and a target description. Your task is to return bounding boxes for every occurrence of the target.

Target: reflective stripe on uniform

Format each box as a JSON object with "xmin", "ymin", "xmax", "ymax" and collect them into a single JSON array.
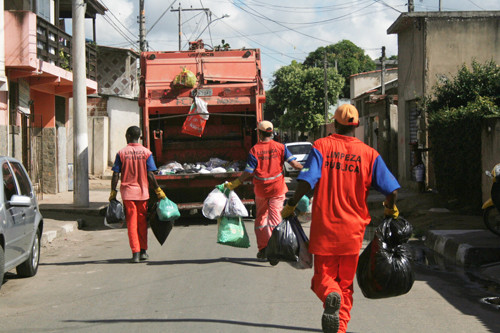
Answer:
[{"xmin": 254, "ymin": 172, "xmax": 283, "ymax": 181}]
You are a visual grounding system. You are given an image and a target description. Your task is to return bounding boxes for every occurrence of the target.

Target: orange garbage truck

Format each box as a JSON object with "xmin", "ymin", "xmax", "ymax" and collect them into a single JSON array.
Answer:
[{"xmin": 139, "ymin": 41, "xmax": 265, "ymax": 214}]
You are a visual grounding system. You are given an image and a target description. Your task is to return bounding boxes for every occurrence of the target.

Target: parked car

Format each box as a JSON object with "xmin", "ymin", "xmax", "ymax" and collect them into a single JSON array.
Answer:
[
  {"xmin": 284, "ymin": 142, "xmax": 313, "ymax": 176},
  {"xmin": 0, "ymin": 156, "xmax": 43, "ymax": 290}
]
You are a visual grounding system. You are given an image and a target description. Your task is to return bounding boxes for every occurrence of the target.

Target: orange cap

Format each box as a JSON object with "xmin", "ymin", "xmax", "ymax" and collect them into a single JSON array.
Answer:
[{"xmin": 334, "ymin": 104, "xmax": 359, "ymax": 126}]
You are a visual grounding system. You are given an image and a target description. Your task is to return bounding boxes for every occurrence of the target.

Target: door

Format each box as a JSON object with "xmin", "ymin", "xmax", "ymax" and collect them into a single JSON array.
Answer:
[
  {"xmin": 9, "ymin": 161, "xmax": 36, "ymax": 250},
  {"xmin": 2, "ymin": 162, "xmax": 24, "ymax": 264}
]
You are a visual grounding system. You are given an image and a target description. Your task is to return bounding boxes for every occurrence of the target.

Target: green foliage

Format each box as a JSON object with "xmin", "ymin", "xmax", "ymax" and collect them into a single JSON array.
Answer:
[
  {"xmin": 425, "ymin": 60, "xmax": 500, "ymax": 114},
  {"xmin": 426, "ymin": 61, "xmax": 500, "ymax": 208},
  {"xmin": 269, "ymin": 61, "xmax": 343, "ymax": 133},
  {"xmin": 303, "ymin": 40, "xmax": 375, "ymax": 98}
]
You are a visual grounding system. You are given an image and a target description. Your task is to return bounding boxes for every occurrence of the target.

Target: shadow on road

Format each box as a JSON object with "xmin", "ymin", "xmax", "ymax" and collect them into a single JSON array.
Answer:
[
  {"xmin": 39, "ymin": 257, "xmax": 270, "ymax": 268},
  {"xmin": 64, "ymin": 318, "xmax": 322, "ymax": 332}
]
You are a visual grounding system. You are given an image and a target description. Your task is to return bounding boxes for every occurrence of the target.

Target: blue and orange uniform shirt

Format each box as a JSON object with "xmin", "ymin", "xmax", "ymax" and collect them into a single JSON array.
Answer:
[
  {"xmin": 244, "ymin": 140, "xmax": 297, "ymax": 198},
  {"xmin": 297, "ymin": 134, "xmax": 400, "ymax": 255},
  {"xmin": 112, "ymin": 143, "xmax": 157, "ymax": 201}
]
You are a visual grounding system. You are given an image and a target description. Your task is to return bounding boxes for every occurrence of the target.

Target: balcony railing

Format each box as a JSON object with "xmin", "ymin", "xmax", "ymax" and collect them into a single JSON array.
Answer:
[{"xmin": 36, "ymin": 17, "xmax": 97, "ymax": 81}]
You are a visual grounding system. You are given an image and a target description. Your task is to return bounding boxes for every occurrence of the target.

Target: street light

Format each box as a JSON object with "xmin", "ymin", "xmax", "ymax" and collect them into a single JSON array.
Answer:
[{"xmin": 194, "ymin": 14, "xmax": 229, "ymax": 41}]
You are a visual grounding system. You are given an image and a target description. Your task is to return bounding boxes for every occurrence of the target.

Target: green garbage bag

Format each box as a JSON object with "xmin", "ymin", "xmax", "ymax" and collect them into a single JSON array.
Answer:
[
  {"xmin": 296, "ymin": 195, "xmax": 310, "ymax": 213},
  {"xmin": 157, "ymin": 197, "xmax": 181, "ymax": 221},
  {"xmin": 217, "ymin": 216, "xmax": 250, "ymax": 248}
]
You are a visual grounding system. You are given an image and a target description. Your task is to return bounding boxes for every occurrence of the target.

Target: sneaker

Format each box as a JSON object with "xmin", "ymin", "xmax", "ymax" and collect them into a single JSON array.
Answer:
[
  {"xmin": 322, "ymin": 292, "xmax": 341, "ymax": 333},
  {"xmin": 256, "ymin": 248, "xmax": 267, "ymax": 261},
  {"xmin": 140, "ymin": 249, "xmax": 149, "ymax": 261},
  {"xmin": 130, "ymin": 252, "xmax": 140, "ymax": 263}
]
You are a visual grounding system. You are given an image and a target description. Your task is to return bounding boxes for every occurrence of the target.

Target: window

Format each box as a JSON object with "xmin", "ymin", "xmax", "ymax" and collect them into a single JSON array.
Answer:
[
  {"xmin": 287, "ymin": 144, "xmax": 312, "ymax": 155},
  {"xmin": 10, "ymin": 162, "xmax": 32, "ymax": 197},
  {"xmin": 3, "ymin": 163, "xmax": 18, "ymax": 202}
]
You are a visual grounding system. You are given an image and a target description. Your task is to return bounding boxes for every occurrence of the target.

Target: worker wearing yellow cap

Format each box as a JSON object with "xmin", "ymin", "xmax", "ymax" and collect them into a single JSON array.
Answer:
[{"xmin": 225, "ymin": 120, "xmax": 303, "ymax": 260}]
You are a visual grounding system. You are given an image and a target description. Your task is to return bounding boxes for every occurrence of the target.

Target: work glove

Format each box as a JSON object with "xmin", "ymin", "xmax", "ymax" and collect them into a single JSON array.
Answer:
[
  {"xmin": 281, "ymin": 203, "xmax": 297, "ymax": 219},
  {"xmin": 224, "ymin": 179, "xmax": 241, "ymax": 191},
  {"xmin": 155, "ymin": 187, "xmax": 167, "ymax": 200},
  {"xmin": 109, "ymin": 189, "xmax": 117, "ymax": 201},
  {"xmin": 383, "ymin": 202, "xmax": 399, "ymax": 219}
]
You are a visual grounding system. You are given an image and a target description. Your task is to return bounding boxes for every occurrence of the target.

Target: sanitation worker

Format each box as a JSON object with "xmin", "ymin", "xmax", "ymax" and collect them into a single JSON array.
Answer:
[
  {"xmin": 110, "ymin": 126, "xmax": 166, "ymax": 263},
  {"xmin": 225, "ymin": 120, "xmax": 303, "ymax": 260},
  {"xmin": 281, "ymin": 104, "xmax": 400, "ymax": 333}
]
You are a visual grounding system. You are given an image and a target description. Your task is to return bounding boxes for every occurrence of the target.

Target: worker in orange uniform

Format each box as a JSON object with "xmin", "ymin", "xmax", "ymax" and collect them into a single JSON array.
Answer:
[
  {"xmin": 110, "ymin": 126, "xmax": 166, "ymax": 263},
  {"xmin": 225, "ymin": 120, "xmax": 303, "ymax": 260},
  {"xmin": 281, "ymin": 105, "xmax": 400, "ymax": 333}
]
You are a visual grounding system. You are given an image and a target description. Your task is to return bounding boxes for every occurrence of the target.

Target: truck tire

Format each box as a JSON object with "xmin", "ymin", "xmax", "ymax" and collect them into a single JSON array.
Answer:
[
  {"xmin": 0, "ymin": 245, "xmax": 4, "ymax": 290},
  {"xmin": 16, "ymin": 228, "xmax": 40, "ymax": 278}
]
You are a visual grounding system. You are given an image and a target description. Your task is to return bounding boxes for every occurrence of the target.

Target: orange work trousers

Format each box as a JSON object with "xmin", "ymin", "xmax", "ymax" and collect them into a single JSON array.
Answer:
[
  {"xmin": 254, "ymin": 194, "xmax": 286, "ymax": 250},
  {"xmin": 123, "ymin": 200, "xmax": 148, "ymax": 254},
  {"xmin": 311, "ymin": 254, "xmax": 360, "ymax": 333}
]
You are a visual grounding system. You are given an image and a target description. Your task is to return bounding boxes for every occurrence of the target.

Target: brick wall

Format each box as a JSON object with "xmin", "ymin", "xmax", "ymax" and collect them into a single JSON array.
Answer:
[{"xmin": 87, "ymin": 96, "xmax": 108, "ymax": 117}]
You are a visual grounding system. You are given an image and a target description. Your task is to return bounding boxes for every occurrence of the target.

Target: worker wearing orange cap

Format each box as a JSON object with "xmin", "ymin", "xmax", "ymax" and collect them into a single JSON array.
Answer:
[
  {"xmin": 225, "ymin": 120, "xmax": 303, "ymax": 260},
  {"xmin": 281, "ymin": 104, "xmax": 400, "ymax": 333}
]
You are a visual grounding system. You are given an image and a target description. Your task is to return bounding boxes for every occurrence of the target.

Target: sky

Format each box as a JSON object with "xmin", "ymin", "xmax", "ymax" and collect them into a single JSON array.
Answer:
[{"xmin": 85, "ymin": 0, "xmax": 500, "ymax": 88}]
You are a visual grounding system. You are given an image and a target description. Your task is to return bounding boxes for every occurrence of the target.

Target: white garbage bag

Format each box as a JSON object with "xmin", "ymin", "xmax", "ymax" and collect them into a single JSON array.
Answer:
[
  {"xmin": 202, "ymin": 188, "xmax": 228, "ymax": 219},
  {"xmin": 224, "ymin": 190, "xmax": 249, "ymax": 217}
]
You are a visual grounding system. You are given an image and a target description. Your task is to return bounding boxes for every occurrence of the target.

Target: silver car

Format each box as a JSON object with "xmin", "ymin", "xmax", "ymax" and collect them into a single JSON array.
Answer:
[{"xmin": 0, "ymin": 156, "xmax": 43, "ymax": 290}]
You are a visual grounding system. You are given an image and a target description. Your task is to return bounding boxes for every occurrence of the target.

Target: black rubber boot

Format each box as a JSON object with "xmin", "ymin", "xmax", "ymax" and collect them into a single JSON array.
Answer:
[
  {"xmin": 140, "ymin": 249, "xmax": 149, "ymax": 261},
  {"xmin": 130, "ymin": 252, "xmax": 140, "ymax": 263},
  {"xmin": 322, "ymin": 292, "xmax": 341, "ymax": 333}
]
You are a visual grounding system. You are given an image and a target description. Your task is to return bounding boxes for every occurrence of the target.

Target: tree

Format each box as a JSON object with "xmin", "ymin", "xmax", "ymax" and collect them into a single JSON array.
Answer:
[
  {"xmin": 303, "ymin": 40, "xmax": 375, "ymax": 98},
  {"xmin": 270, "ymin": 61, "xmax": 343, "ymax": 134},
  {"xmin": 424, "ymin": 60, "xmax": 500, "ymax": 210}
]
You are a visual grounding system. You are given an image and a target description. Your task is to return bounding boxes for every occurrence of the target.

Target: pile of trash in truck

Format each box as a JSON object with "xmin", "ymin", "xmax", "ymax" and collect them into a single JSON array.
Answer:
[{"xmin": 157, "ymin": 158, "xmax": 246, "ymax": 175}]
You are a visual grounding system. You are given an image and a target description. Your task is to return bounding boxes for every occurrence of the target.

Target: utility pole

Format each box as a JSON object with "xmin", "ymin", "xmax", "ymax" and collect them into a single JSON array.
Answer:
[
  {"xmin": 139, "ymin": 0, "xmax": 146, "ymax": 51},
  {"xmin": 380, "ymin": 46, "xmax": 386, "ymax": 95},
  {"xmin": 408, "ymin": 0, "xmax": 414, "ymax": 12},
  {"xmin": 171, "ymin": 4, "xmax": 211, "ymax": 51},
  {"xmin": 72, "ymin": 0, "xmax": 89, "ymax": 207},
  {"xmin": 323, "ymin": 51, "xmax": 329, "ymax": 136},
  {"xmin": 439, "ymin": 0, "xmax": 442, "ymax": 11}
]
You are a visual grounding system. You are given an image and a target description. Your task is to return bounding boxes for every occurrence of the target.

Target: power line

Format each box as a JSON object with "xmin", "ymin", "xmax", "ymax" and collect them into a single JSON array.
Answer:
[
  {"xmin": 100, "ymin": 14, "xmax": 138, "ymax": 50},
  {"xmin": 100, "ymin": 0, "xmax": 137, "ymax": 41}
]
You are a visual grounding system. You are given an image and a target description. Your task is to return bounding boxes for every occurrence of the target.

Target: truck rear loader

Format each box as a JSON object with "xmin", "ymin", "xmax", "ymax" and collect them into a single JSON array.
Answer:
[{"xmin": 139, "ymin": 41, "xmax": 266, "ymax": 213}]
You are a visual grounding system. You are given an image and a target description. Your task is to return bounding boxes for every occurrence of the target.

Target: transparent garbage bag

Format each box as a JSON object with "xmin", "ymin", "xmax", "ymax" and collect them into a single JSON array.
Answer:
[
  {"xmin": 202, "ymin": 186, "xmax": 228, "ymax": 220},
  {"xmin": 223, "ymin": 190, "xmax": 249, "ymax": 217}
]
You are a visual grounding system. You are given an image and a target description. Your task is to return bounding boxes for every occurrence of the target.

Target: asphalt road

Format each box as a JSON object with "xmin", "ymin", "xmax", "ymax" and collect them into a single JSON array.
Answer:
[{"xmin": 1, "ymin": 219, "xmax": 499, "ymax": 333}]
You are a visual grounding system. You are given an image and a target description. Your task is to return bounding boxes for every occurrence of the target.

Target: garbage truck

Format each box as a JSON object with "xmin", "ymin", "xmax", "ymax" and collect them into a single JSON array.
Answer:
[{"xmin": 139, "ymin": 40, "xmax": 265, "ymax": 213}]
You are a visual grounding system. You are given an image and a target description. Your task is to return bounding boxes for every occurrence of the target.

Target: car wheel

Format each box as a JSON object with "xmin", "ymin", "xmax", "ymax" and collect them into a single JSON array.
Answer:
[
  {"xmin": 0, "ymin": 245, "xmax": 4, "ymax": 290},
  {"xmin": 16, "ymin": 228, "xmax": 40, "ymax": 278}
]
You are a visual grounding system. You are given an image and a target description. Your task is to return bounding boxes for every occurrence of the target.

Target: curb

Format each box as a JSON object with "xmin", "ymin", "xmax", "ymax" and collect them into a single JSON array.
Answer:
[
  {"xmin": 424, "ymin": 229, "xmax": 500, "ymax": 267},
  {"xmin": 41, "ymin": 221, "xmax": 79, "ymax": 246}
]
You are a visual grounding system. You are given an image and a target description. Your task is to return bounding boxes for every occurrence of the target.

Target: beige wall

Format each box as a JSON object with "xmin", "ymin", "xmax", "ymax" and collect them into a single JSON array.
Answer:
[
  {"xmin": 426, "ymin": 18, "xmax": 500, "ymax": 94},
  {"xmin": 350, "ymin": 69, "xmax": 398, "ymax": 99},
  {"xmin": 390, "ymin": 12, "xmax": 500, "ymax": 187}
]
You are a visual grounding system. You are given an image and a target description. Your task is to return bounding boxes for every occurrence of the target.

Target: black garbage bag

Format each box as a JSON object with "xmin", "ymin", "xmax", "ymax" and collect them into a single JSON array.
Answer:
[
  {"xmin": 266, "ymin": 216, "xmax": 300, "ymax": 263},
  {"xmin": 106, "ymin": 199, "xmax": 125, "ymax": 224},
  {"xmin": 356, "ymin": 217, "xmax": 415, "ymax": 299},
  {"xmin": 148, "ymin": 202, "xmax": 174, "ymax": 246}
]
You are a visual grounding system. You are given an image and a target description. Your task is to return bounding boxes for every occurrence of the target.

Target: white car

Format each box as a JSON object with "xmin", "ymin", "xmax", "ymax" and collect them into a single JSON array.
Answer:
[
  {"xmin": 284, "ymin": 142, "xmax": 312, "ymax": 176},
  {"xmin": 0, "ymin": 156, "xmax": 43, "ymax": 290}
]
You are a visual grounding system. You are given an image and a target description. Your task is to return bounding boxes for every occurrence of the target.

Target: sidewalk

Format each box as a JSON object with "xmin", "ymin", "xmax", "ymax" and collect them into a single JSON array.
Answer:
[{"xmin": 38, "ymin": 178, "xmax": 500, "ymax": 287}]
